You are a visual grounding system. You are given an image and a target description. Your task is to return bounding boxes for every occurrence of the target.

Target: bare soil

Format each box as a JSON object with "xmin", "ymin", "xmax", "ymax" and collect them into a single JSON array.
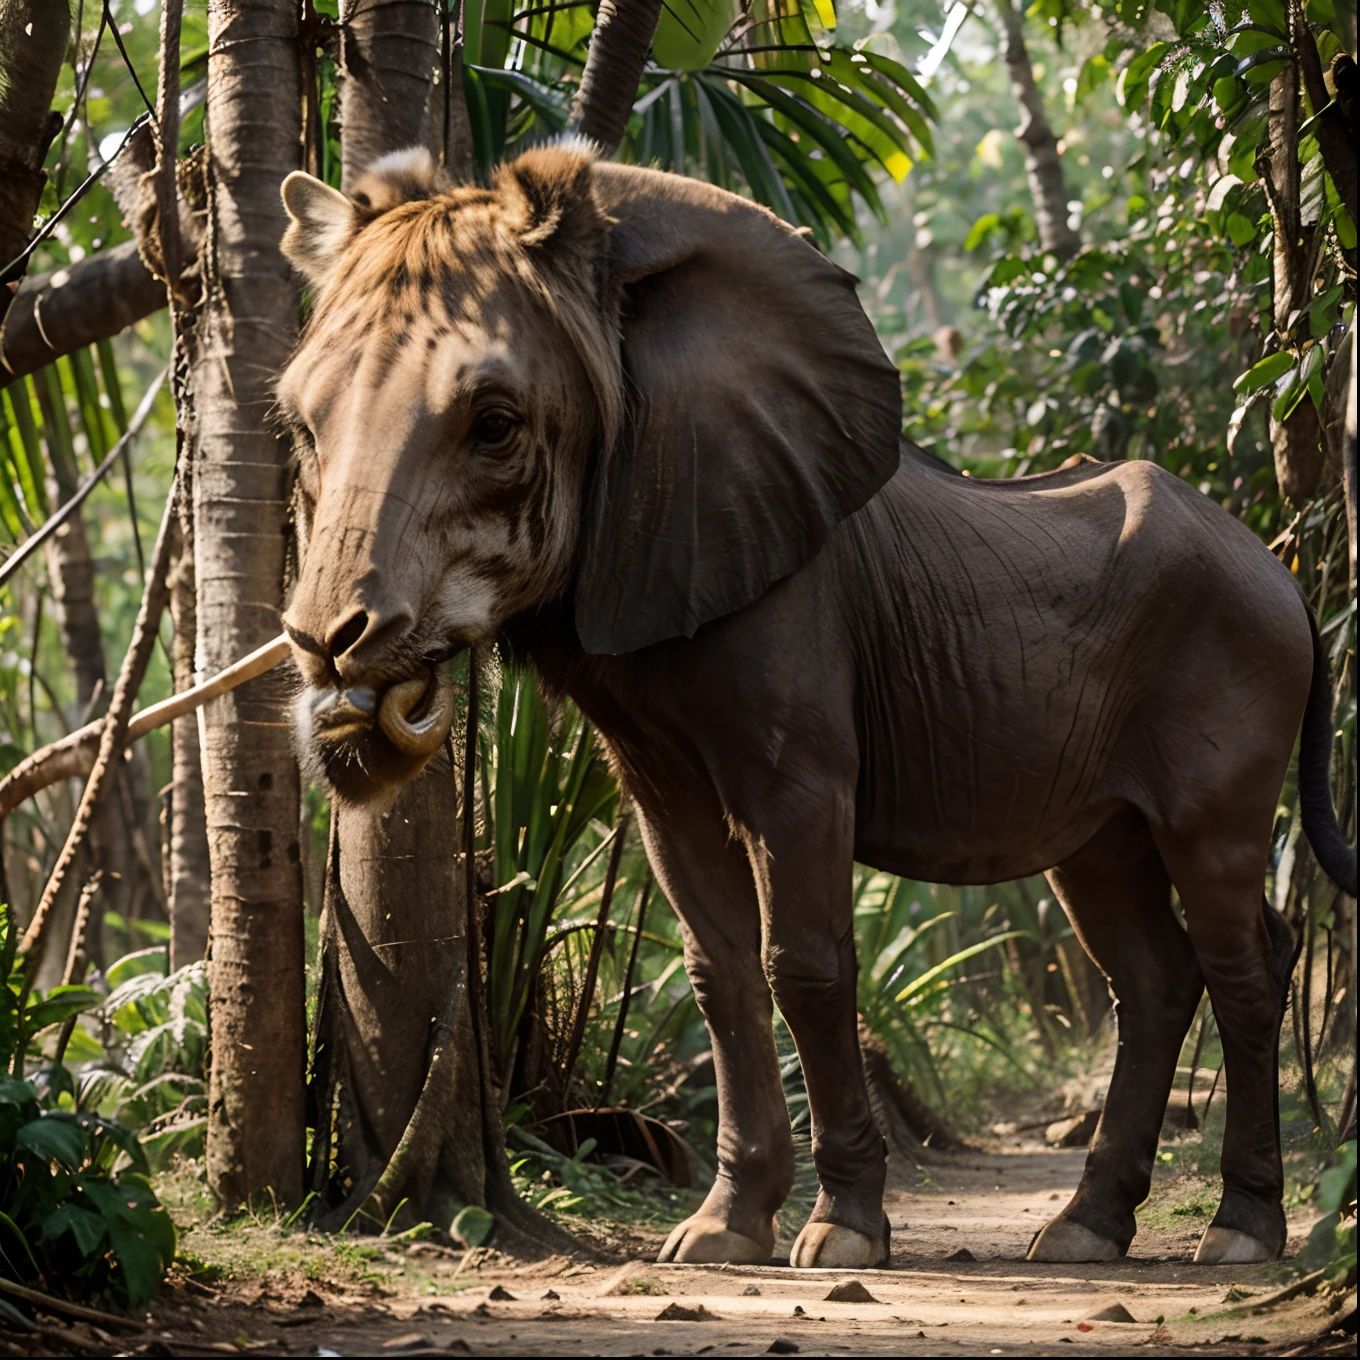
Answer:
[{"xmin": 8, "ymin": 1144, "xmax": 1353, "ymax": 1358}]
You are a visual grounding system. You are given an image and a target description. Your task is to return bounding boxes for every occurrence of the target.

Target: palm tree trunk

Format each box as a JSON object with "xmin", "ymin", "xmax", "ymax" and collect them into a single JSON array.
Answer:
[
  {"xmin": 336, "ymin": 0, "xmax": 441, "ymax": 193},
  {"xmin": 993, "ymin": 0, "xmax": 1080, "ymax": 260},
  {"xmin": 308, "ymin": 10, "xmax": 566, "ymax": 1242},
  {"xmin": 569, "ymin": 0, "xmax": 664, "ymax": 154},
  {"xmin": 0, "ymin": 1, "xmax": 70, "ymax": 326},
  {"xmin": 190, "ymin": 0, "xmax": 306, "ymax": 1212}
]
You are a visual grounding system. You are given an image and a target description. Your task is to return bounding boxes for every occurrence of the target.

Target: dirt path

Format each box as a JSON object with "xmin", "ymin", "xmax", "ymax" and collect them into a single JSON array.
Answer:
[{"xmin": 112, "ymin": 1145, "xmax": 1353, "ymax": 1359}]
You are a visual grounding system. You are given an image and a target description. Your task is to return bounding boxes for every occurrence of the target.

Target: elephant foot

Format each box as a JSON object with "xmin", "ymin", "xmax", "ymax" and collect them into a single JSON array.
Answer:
[
  {"xmin": 1194, "ymin": 1226, "xmax": 1277, "ymax": 1264},
  {"xmin": 1027, "ymin": 1217, "xmax": 1124, "ymax": 1263},
  {"xmin": 790, "ymin": 1215, "xmax": 889, "ymax": 1269},
  {"xmin": 658, "ymin": 1213, "xmax": 773, "ymax": 1265}
]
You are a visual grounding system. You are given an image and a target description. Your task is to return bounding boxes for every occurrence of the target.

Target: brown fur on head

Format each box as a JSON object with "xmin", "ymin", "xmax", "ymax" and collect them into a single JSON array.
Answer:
[
  {"xmin": 276, "ymin": 144, "xmax": 624, "ymax": 801},
  {"xmin": 278, "ymin": 144, "xmax": 901, "ymax": 804}
]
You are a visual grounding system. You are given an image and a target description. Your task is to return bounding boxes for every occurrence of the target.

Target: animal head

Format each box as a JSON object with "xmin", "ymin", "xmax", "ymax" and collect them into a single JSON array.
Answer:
[{"xmin": 277, "ymin": 144, "xmax": 901, "ymax": 802}]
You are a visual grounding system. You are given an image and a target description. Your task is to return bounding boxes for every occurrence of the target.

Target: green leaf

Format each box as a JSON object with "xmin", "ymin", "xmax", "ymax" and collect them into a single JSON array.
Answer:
[
  {"xmin": 25, "ymin": 985, "xmax": 101, "ymax": 1033},
  {"xmin": 1242, "ymin": 56, "xmax": 1289, "ymax": 87},
  {"xmin": 1336, "ymin": 203, "xmax": 1357, "ymax": 250},
  {"xmin": 1233, "ymin": 350, "xmax": 1294, "ymax": 392},
  {"xmin": 1225, "ymin": 211, "xmax": 1258, "ymax": 245},
  {"xmin": 1116, "ymin": 42, "xmax": 1170, "ymax": 110},
  {"xmin": 41, "ymin": 1202, "xmax": 108, "ymax": 1258},
  {"xmin": 15, "ymin": 1114, "xmax": 88, "ymax": 1166},
  {"xmin": 653, "ymin": 0, "xmax": 737, "ymax": 71},
  {"xmin": 895, "ymin": 932, "xmax": 1023, "ymax": 1004},
  {"xmin": 0, "ymin": 1298, "xmax": 35, "ymax": 1334},
  {"xmin": 964, "ymin": 213, "xmax": 1002, "ymax": 252},
  {"xmin": 105, "ymin": 946, "xmax": 169, "ymax": 991},
  {"xmin": 1246, "ymin": 0, "xmax": 1286, "ymax": 34}
]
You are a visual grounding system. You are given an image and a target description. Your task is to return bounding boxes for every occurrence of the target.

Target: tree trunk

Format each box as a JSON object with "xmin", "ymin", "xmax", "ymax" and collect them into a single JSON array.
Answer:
[
  {"xmin": 167, "ymin": 516, "xmax": 210, "ymax": 970},
  {"xmin": 1266, "ymin": 63, "xmax": 1325, "ymax": 503},
  {"xmin": 191, "ymin": 0, "xmax": 306, "ymax": 1212},
  {"xmin": 993, "ymin": 0, "xmax": 1080, "ymax": 260},
  {"xmin": 308, "ymin": 12, "xmax": 568, "ymax": 1245},
  {"xmin": 0, "ymin": 1, "xmax": 70, "ymax": 326},
  {"xmin": 337, "ymin": 0, "xmax": 441, "ymax": 194},
  {"xmin": 569, "ymin": 0, "xmax": 664, "ymax": 155},
  {"xmin": 310, "ymin": 753, "xmax": 485, "ymax": 1232}
]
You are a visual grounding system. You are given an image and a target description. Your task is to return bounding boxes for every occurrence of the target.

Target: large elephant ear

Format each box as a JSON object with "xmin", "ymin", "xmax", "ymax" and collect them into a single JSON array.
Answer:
[{"xmin": 574, "ymin": 162, "xmax": 901, "ymax": 655}]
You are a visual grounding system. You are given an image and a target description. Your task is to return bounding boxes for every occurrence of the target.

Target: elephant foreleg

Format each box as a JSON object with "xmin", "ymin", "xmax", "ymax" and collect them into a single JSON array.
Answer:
[
  {"xmin": 634, "ymin": 798, "xmax": 794, "ymax": 1265},
  {"xmin": 755, "ymin": 792, "xmax": 889, "ymax": 1269}
]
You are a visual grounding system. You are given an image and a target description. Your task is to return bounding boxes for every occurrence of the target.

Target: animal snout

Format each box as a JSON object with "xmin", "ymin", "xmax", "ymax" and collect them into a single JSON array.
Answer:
[{"xmin": 284, "ymin": 600, "xmax": 417, "ymax": 687}]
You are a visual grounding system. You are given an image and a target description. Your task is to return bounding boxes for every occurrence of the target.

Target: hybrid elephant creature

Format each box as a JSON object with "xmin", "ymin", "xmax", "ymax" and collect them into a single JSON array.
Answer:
[{"xmin": 276, "ymin": 145, "xmax": 1356, "ymax": 1270}]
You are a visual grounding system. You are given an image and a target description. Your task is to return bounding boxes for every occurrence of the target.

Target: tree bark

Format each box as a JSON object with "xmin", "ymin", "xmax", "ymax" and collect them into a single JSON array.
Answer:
[
  {"xmin": 191, "ymin": 0, "xmax": 306, "ymax": 1212},
  {"xmin": 1266, "ymin": 63, "xmax": 1325, "ymax": 503},
  {"xmin": 1292, "ymin": 0, "xmax": 1357, "ymax": 229},
  {"xmin": 0, "ymin": 244, "xmax": 167, "ymax": 386},
  {"xmin": 337, "ymin": 0, "xmax": 441, "ymax": 194},
  {"xmin": 569, "ymin": 0, "xmax": 664, "ymax": 155},
  {"xmin": 993, "ymin": 0, "xmax": 1080, "ymax": 260},
  {"xmin": 308, "ymin": 9, "xmax": 559, "ymax": 1242},
  {"xmin": 310, "ymin": 754, "xmax": 484, "ymax": 1231},
  {"xmin": 0, "ymin": 1, "xmax": 70, "ymax": 327}
]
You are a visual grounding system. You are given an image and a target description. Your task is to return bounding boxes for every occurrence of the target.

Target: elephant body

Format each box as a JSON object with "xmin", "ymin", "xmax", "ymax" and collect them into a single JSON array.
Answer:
[{"xmin": 276, "ymin": 145, "xmax": 1355, "ymax": 1271}]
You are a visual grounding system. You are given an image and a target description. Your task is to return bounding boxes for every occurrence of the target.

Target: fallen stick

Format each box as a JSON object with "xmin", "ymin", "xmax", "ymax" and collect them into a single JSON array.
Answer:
[
  {"xmin": 0, "ymin": 633, "xmax": 291, "ymax": 820},
  {"xmin": 0, "ymin": 1276, "xmax": 145, "ymax": 1332}
]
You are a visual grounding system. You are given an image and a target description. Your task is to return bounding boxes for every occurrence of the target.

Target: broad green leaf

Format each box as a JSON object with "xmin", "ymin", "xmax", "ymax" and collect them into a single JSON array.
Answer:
[
  {"xmin": 105, "ymin": 946, "xmax": 169, "ymax": 991},
  {"xmin": 41, "ymin": 1202, "xmax": 108, "ymax": 1257},
  {"xmin": 1246, "ymin": 0, "xmax": 1286, "ymax": 34},
  {"xmin": 1206, "ymin": 173, "xmax": 1243, "ymax": 212},
  {"xmin": 1234, "ymin": 350, "xmax": 1294, "ymax": 394},
  {"xmin": 1233, "ymin": 350, "xmax": 1294, "ymax": 393},
  {"xmin": 25, "ymin": 985, "xmax": 101, "ymax": 1033},
  {"xmin": 1336, "ymin": 203, "xmax": 1357, "ymax": 250},
  {"xmin": 653, "ymin": 0, "xmax": 737, "ymax": 71},
  {"xmin": 15, "ymin": 1114, "xmax": 88, "ymax": 1166},
  {"xmin": 1225, "ymin": 211, "xmax": 1258, "ymax": 244}
]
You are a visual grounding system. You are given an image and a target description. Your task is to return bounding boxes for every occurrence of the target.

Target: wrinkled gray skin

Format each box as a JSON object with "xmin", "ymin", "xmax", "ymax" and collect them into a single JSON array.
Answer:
[{"xmin": 276, "ymin": 147, "xmax": 1355, "ymax": 1270}]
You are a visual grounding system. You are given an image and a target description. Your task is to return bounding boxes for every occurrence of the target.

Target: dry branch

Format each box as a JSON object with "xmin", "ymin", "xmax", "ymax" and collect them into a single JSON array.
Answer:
[
  {"xmin": 0, "ymin": 633, "xmax": 291, "ymax": 821},
  {"xmin": 0, "ymin": 243, "xmax": 167, "ymax": 385},
  {"xmin": 19, "ymin": 483, "xmax": 179, "ymax": 971}
]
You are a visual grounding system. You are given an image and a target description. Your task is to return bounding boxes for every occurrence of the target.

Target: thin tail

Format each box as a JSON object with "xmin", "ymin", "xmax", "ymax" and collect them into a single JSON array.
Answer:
[{"xmin": 1298, "ymin": 609, "xmax": 1357, "ymax": 898}]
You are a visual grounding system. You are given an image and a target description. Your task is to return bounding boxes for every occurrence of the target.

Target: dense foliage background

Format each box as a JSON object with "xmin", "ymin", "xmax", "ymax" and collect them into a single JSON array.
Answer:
[{"xmin": 0, "ymin": 0, "xmax": 1353, "ymax": 1313}]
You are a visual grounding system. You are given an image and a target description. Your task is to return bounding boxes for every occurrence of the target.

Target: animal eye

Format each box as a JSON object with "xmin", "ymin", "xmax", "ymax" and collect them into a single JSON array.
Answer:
[{"xmin": 470, "ymin": 409, "xmax": 520, "ymax": 451}]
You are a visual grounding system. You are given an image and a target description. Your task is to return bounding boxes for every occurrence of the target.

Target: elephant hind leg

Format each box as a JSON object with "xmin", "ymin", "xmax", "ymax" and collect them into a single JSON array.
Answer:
[
  {"xmin": 1154, "ymin": 820, "xmax": 1293, "ymax": 1264},
  {"xmin": 1029, "ymin": 807, "xmax": 1204, "ymax": 1263}
]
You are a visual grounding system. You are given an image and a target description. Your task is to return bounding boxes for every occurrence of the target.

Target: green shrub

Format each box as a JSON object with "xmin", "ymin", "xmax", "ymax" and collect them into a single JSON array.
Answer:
[{"xmin": 0, "ymin": 908, "xmax": 175, "ymax": 1309}]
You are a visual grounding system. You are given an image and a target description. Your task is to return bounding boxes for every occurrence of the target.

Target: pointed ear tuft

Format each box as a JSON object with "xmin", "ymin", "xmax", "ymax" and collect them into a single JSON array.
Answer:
[
  {"xmin": 350, "ymin": 146, "xmax": 450, "ymax": 215},
  {"xmin": 493, "ymin": 147, "xmax": 609, "ymax": 257},
  {"xmin": 281, "ymin": 172, "xmax": 360, "ymax": 288}
]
